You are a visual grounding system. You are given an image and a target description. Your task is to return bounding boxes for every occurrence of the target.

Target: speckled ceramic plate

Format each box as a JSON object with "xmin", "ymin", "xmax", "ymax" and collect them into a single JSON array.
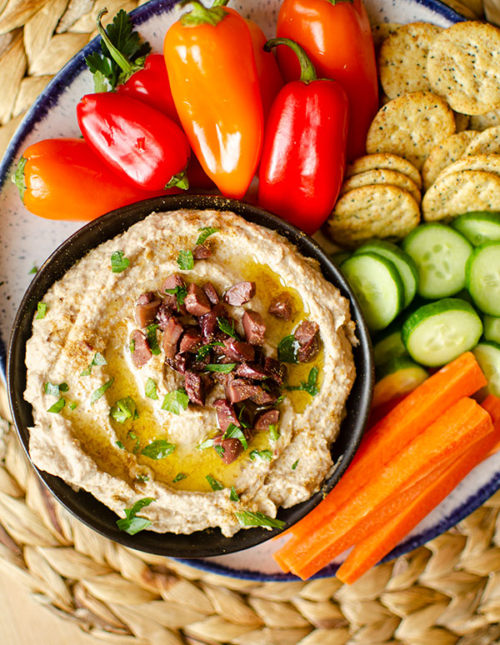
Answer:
[{"xmin": 2, "ymin": 0, "xmax": 496, "ymax": 581}]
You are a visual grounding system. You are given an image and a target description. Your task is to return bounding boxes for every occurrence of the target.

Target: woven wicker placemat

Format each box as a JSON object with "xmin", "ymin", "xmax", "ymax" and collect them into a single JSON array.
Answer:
[{"xmin": 2, "ymin": 1, "xmax": 500, "ymax": 643}]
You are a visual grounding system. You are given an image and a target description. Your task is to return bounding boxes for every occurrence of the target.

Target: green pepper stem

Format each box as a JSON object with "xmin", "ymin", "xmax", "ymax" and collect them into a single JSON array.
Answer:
[
  {"xmin": 179, "ymin": 0, "xmax": 227, "ymax": 27},
  {"xmin": 211, "ymin": 0, "xmax": 229, "ymax": 6},
  {"xmin": 96, "ymin": 9, "xmax": 138, "ymax": 77},
  {"xmin": 166, "ymin": 169, "xmax": 190, "ymax": 191},
  {"xmin": 13, "ymin": 156, "xmax": 27, "ymax": 201},
  {"xmin": 264, "ymin": 38, "xmax": 317, "ymax": 83},
  {"xmin": 324, "ymin": 0, "xmax": 353, "ymax": 5}
]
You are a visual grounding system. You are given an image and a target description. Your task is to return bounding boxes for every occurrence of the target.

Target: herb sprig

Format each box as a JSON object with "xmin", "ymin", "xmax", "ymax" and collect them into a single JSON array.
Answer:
[
  {"xmin": 285, "ymin": 367, "xmax": 320, "ymax": 397},
  {"xmin": 116, "ymin": 497, "xmax": 155, "ymax": 535}
]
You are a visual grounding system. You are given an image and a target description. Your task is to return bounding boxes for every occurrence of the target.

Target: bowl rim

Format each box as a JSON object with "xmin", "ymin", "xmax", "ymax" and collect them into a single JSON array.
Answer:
[{"xmin": 7, "ymin": 194, "xmax": 374, "ymax": 558}]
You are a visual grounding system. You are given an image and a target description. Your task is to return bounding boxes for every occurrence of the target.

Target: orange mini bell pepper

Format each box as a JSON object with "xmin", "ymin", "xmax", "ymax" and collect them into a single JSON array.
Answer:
[{"xmin": 164, "ymin": 1, "xmax": 263, "ymax": 199}]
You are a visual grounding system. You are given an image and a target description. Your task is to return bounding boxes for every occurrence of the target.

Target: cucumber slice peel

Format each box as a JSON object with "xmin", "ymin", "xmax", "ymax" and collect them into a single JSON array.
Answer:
[
  {"xmin": 484, "ymin": 316, "xmax": 500, "ymax": 344},
  {"xmin": 402, "ymin": 298, "xmax": 483, "ymax": 367},
  {"xmin": 465, "ymin": 242, "xmax": 500, "ymax": 316},
  {"xmin": 373, "ymin": 329, "xmax": 407, "ymax": 367},
  {"xmin": 473, "ymin": 341, "xmax": 500, "ymax": 397},
  {"xmin": 452, "ymin": 211, "xmax": 500, "ymax": 246}
]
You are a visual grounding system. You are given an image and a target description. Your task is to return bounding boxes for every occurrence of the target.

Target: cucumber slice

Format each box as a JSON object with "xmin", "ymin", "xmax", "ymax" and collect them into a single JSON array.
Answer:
[
  {"xmin": 402, "ymin": 223, "xmax": 473, "ymax": 299},
  {"xmin": 354, "ymin": 239, "xmax": 419, "ymax": 308},
  {"xmin": 402, "ymin": 298, "xmax": 483, "ymax": 367},
  {"xmin": 452, "ymin": 211, "xmax": 500, "ymax": 246},
  {"xmin": 331, "ymin": 251, "xmax": 351, "ymax": 266},
  {"xmin": 484, "ymin": 316, "xmax": 500, "ymax": 344},
  {"xmin": 340, "ymin": 253, "xmax": 404, "ymax": 332},
  {"xmin": 373, "ymin": 329, "xmax": 407, "ymax": 367},
  {"xmin": 465, "ymin": 242, "xmax": 500, "ymax": 316},
  {"xmin": 373, "ymin": 356, "xmax": 428, "ymax": 408},
  {"xmin": 473, "ymin": 341, "xmax": 500, "ymax": 397}
]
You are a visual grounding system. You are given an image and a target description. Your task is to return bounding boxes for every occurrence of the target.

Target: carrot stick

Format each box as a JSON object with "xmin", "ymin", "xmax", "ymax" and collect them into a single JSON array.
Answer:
[
  {"xmin": 285, "ymin": 398, "xmax": 492, "ymax": 579},
  {"xmin": 336, "ymin": 420, "xmax": 500, "ymax": 585},
  {"xmin": 483, "ymin": 395, "xmax": 500, "ymax": 455},
  {"xmin": 279, "ymin": 352, "xmax": 486, "ymax": 548}
]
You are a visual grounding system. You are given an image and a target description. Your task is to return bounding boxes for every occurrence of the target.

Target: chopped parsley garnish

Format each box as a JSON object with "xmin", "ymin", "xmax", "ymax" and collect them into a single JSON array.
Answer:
[
  {"xmin": 110, "ymin": 396, "xmax": 138, "ymax": 423},
  {"xmin": 80, "ymin": 352, "xmax": 107, "ymax": 376},
  {"xmin": 146, "ymin": 323, "xmax": 161, "ymax": 355},
  {"xmin": 162, "ymin": 388, "xmax": 189, "ymax": 415},
  {"xmin": 36, "ymin": 302, "xmax": 48, "ymax": 319},
  {"xmin": 116, "ymin": 497, "xmax": 155, "ymax": 535},
  {"xmin": 269, "ymin": 425, "xmax": 280, "ymax": 442},
  {"xmin": 198, "ymin": 438, "xmax": 214, "ymax": 450},
  {"xmin": 277, "ymin": 335, "xmax": 299, "ymax": 363},
  {"xmin": 223, "ymin": 423, "xmax": 248, "ymax": 450},
  {"xmin": 204, "ymin": 363, "xmax": 236, "ymax": 373},
  {"xmin": 90, "ymin": 378, "xmax": 114, "ymax": 405},
  {"xmin": 44, "ymin": 382, "xmax": 69, "ymax": 396},
  {"xmin": 116, "ymin": 440, "xmax": 125, "ymax": 450},
  {"xmin": 217, "ymin": 317, "xmax": 239, "ymax": 339},
  {"xmin": 177, "ymin": 249, "xmax": 194, "ymax": 271},
  {"xmin": 68, "ymin": 402, "xmax": 78, "ymax": 410},
  {"xmin": 275, "ymin": 395, "xmax": 286, "ymax": 406},
  {"xmin": 110, "ymin": 250, "xmax": 130, "ymax": 273},
  {"xmin": 286, "ymin": 367, "xmax": 320, "ymax": 397},
  {"xmin": 137, "ymin": 474, "xmax": 149, "ymax": 483},
  {"xmin": 128, "ymin": 431, "xmax": 141, "ymax": 454},
  {"xmin": 164, "ymin": 285, "xmax": 188, "ymax": 309},
  {"xmin": 145, "ymin": 378, "xmax": 158, "ymax": 400},
  {"xmin": 85, "ymin": 9, "xmax": 151, "ymax": 91},
  {"xmin": 196, "ymin": 227, "xmax": 219, "ymax": 246},
  {"xmin": 141, "ymin": 440, "xmax": 176, "ymax": 460},
  {"xmin": 214, "ymin": 445, "xmax": 225, "ymax": 458},
  {"xmin": 250, "ymin": 449, "xmax": 273, "ymax": 462},
  {"xmin": 292, "ymin": 459, "xmax": 299, "ymax": 470},
  {"xmin": 206, "ymin": 475, "xmax": 224, "ymax": 491},
  {"xmin": 172, "ymin": 473, "xmax": 187, "ymax": 483},
  {"xmin": 230, "ymin": 487, "xmax": 240, "ymax": 502},
  {"xmin": 47, "ymin": 397, "xmax": 65, "ymax": 414},
  {"xmin": 29, "ymin": 265, "xmax": 38, "ymax": 275},
  {"xmin": 129, "ymin": 339, "xmax": 136, "ymax": 353},
  {"xmin": 235, "ymin": 511, "xmax": 285, "ymax": 529},
  {"xmin": 196, "ymin": 341, "xmax": 224, "ymax": 361}
]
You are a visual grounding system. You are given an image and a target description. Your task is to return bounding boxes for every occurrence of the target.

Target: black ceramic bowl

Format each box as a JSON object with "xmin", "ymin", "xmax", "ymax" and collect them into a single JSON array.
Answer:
[{"xmin": 7, "ymin": 194, "xmax": 373, "ymax": 558}]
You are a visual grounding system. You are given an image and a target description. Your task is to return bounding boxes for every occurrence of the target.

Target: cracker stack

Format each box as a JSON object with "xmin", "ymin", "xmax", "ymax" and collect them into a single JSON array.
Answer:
[{"xmin": 326, "ymin": 19, "xmax": 500, "ymax": 248}]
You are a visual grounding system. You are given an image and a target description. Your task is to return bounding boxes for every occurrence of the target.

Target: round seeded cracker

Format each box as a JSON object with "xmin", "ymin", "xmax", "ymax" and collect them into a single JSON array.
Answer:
[
  {"xmin": 421, "ymin": 130, "xmax": 477, "ymax": 191},
  {"xmin": 427, "ymin": 22, "xmax": 500, "ymax": 115},
  {"xmin": 422, "ymin": 170, "xmax": 500, "ymax": 221},
  {"xmin": 437, "ymin": 154, "xmax": 500, "ymax": 181},
  {"xmin": 463, "ymin": 126, "xmax": 500, "ymax": 156},
  {"xmin": 366, "ymin": 92, "xmax": 456, "ymax": 171},
  {"xmin": 339, "ymin": 169, "xmax": 421, "ymax": 204},
  {"xmin": 371, "ymin": 23, "xmax": 401, "ymax": 50},
  {"xmin": 379, "ymin": 22, "xmax": 443, "ymax": 99},
  {"xmin": 326, "ymin": 185, "xmax": 420, "ymax": 249},
  {"xmin": 345, "ymin": 153, "xmax": 422, "ymax": 190},
  {"xmin": 470, "ymin": 109, "xmax": 500, "ymax": 131}
]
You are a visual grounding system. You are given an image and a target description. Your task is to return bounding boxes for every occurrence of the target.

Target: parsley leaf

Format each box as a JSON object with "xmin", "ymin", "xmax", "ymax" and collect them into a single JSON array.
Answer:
[
  {"xmin": 110, "ymin": 396, "xmax": 138, "ymax": 423},
  {"xmin": 128, "ymin": 430, "xmax": 141, "ymax": 454},
  {"xmin": 223, "ymin": 423, "xmax": 248, "ymax": 450},
  {"xmin": 146, "ymin": 323, "xmax": 161, "ymax": 355},
  {"xmin": 68, "ymin": 402, "xmax": 78, "ymax": 410},
  {"xmin": 116, "ymin": 497, "xmax": 155, "ymax": 535},
  {"xmin": 145, "ymin": 378, "xmax": 158, "ymax": 400},
  {"xmin": 177, "ymin": 249, "xmax": 194, "ymax": 271},
  {"xmin": 162, "ymin": 388, "xmax": 189, "ymax": 415},
  {"xmin": 292, "ymin": 459, "xmax": 299, "ymax": 470},
  {"xmin": 164, "ymin": 285, "xmax": 188, "ymax": 309},
  {"xmin": 137, "ymin": 474, "xmax": 149, "ymax": 483},
  {"xmin": 217, "ymin": 317, "xmax": 239, "ymax": 339},
  {"xmin": 286, "ymin": 367, "xmax": 319, "ymax": 397},
  {"xmin": 129, "ymin": 338, "xmax": 135, "ymax": 353},
  {"xmin": 269, "ymin": 425, "xmax": 280, "ymax": 442},
  {"xmin": 36, "ymin": 302, "xmax": 47, "ymax": 319},
  {"xmin": 141, "ymin": 439, "xmax": 176, "ymax": 460},
  {"xmin": 90, "ymin": 378, "xmax": 114, "ymax": 405},
  {"xmin": 47, "ymin": 397, "xmax": 65, "ymax": 414},
  {"xmin": 44, "ymin": 382, "xmax": 68, "ymax": 396},
  {"xmin": 196, "ymin": 341, "xmax": 224, "ymax": 361},
  {"xmin": 214, "ymin": 444, "xmax": 225, "ymax": 458},
  {"xmin": 29, "ymin": 265, "xmax": 38, "ymax": 275},
  {"xmin": 198, "ymin": 438, "xmax": 214, "ymax": 450},
  {"xmin": 206, "ymin": 475, "xmax": 224, "ymax": 491},
  {"xmin": 172, "ymin": 473, "xmax": 187, "ymax": 483},
  {"xmin": 196, "ymin": 227, "xmax": 219, "ymax": 246},
  {"xmin": 277, "ymin": 335, "xmax": 299, "ymax": 363},
  {"xmin": 111, "ymin": 250, "xmax": 130, "ymax": 273},
  {"xmin": 204, "ymin": 363, "xmax": 236, "ymax": 373},
  {"xmin": 230, "ymin": 486, "xmax": 240, "ymax": 502},
  {"xmin": 93, "ymin": 69, "xmax": 110, "ymax": 92},
  {"xmin": 235, "ymin": 511, "xmax": 285, "ymax": 529},
  {"xmin": 116, "ymin": 440, "xmax": 125, "ymax": 450},
  {"xmin": 81, "ymin": 352, "xmax": 107, "ymax": 376},
  {"xmin": 250, "ymin": 449, "xmax": 273, "ymax": 462}
]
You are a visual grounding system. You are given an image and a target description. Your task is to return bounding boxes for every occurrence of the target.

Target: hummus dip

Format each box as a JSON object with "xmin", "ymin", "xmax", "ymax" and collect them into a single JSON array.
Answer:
[{"xmin": 25, "ymin": 209, "xmax": 356, "ymax": 537}]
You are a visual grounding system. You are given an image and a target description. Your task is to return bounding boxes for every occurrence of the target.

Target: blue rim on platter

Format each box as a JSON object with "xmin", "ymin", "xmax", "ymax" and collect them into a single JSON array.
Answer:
[{"xmin": 0, "ymin": 0, "xmax": 485, "ymax": 582}]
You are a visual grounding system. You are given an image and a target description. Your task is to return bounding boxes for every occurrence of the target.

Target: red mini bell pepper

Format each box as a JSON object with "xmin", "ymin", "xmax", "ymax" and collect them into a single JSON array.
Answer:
[
  {"xmin": 77, "ymin": 92, "xmax": 191, "ymax": 192},
  {"xmin": 258, "ymin": 38, "xmax": 349, "ymax": 236},
  {"xmin": 15, "ymin": 138, "xmax": 171, "ymax": 221},
  {"xmin": 276, "ymin": 0, "xmax": 378, "ymax": 161},
  {"xmin": 164, "ymin": 1, "xmax": 263, "ymax": 199}
]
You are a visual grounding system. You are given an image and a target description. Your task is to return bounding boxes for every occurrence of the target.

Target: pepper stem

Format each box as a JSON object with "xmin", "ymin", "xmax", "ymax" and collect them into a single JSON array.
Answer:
[
  {"xmin": 211, "ymin": 0, "xmax": 229, "ymax": 6},
  {"xmin": 166, "ymin": 169, "xmax": 190, "ymax": 191},
  {"xmin": 264, "ymin": 38, "xmax": 317, "ymax": 82},
  {"xmin": 179, "ymin": 0, "xmax": 227, "ymax": 27},
  {"xmin": 324, "ymin": 0, "xmax": 353, "ymax": 5},
  {"xmin": 13, "ymin": 156, "xmax": 27, "ymax": 201},
  {"xmin": 96, "ymin": 9, "xmax": 137, "ymax": 77}
]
